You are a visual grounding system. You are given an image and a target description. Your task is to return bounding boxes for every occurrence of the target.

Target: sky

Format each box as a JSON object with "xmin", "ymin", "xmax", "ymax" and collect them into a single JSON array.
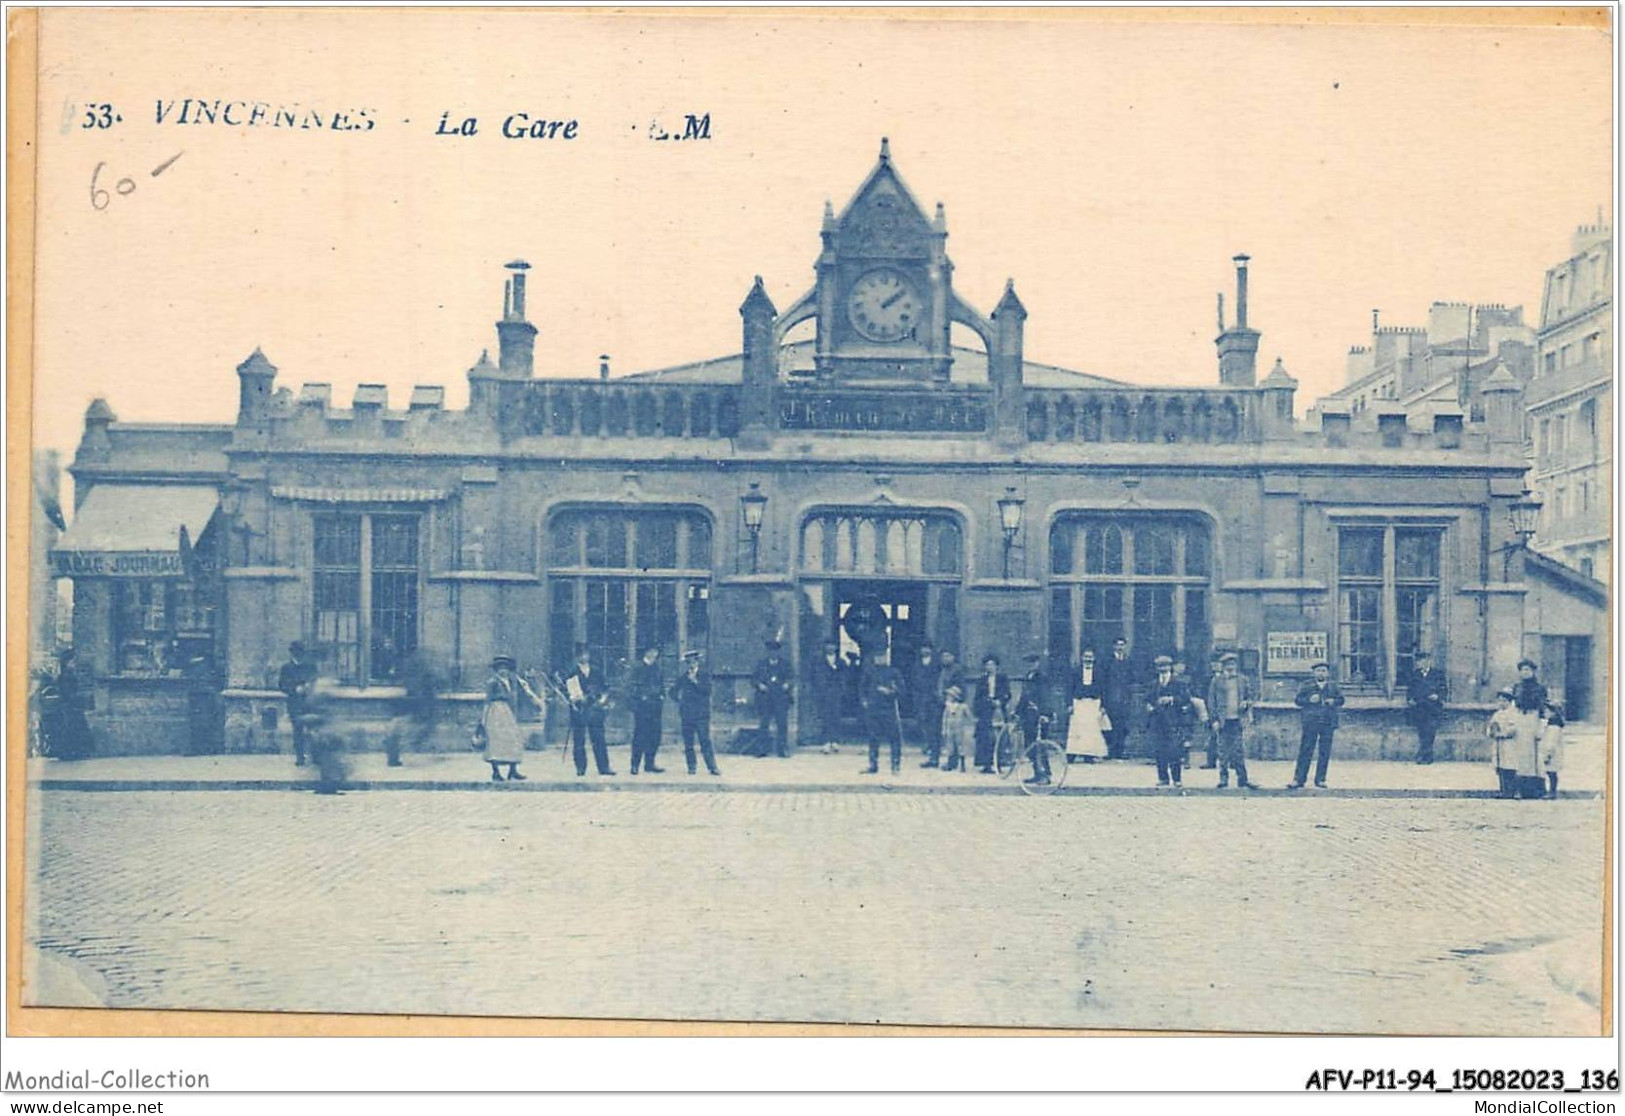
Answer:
[{"xmin": 29, "ymin": 8, "xmax": 1614, "ymax": 458}]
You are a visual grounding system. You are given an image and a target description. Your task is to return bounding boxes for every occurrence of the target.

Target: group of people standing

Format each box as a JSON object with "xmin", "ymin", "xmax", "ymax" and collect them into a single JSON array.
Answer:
[{"xmin": 261, "ymin": 633, "xmax": 1573, "ymax": 800}]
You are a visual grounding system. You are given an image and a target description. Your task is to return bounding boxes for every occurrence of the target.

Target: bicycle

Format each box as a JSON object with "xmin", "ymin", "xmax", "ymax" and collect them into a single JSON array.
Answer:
[{"xmin": 994, "ymin": 714, "xmax": 1068, "ymax": 796}]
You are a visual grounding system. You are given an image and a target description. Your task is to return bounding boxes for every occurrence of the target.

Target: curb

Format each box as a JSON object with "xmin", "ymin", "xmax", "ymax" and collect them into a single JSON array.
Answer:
[{"xmin": 29, "ymin": 778, "xmax": 1602, "ymax": 800}]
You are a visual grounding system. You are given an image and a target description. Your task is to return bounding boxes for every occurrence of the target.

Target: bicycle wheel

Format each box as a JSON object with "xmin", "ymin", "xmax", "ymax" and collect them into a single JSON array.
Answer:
[
  {"xmin": 1019, "ymin": 741, "xmax": 1068, "ymax": 796},
  {"xmin": 994, "ymin": 726, "xmax": 1019, "ymax": 778}
]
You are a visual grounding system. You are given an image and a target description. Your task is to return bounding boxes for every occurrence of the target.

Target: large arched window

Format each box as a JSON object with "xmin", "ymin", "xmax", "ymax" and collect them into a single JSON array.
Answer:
[
  {"xmin": 1047, "ymin": 514, "xmax": 1212, "ymax": 669},
  {"xmin": 546, "ymin": 507, "xmax": 713, "ymax": 680}
]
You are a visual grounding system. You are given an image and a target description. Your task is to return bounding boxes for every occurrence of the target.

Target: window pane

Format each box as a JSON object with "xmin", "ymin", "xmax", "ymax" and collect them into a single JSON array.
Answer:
[
  {"xmin": 549, "ymin": 580, "xmax": 576, "ymax": 675},
  {"xmin": 313, "ymin": 514, "xmax": 362, "ymax": 568},
  {"xmin": 1184, "ymin": 528, "xmax": 1209, "ymax": 577},
  {"xmin": 1338, "ymin": 528, "xmax": 1384, "ymax": 578},
  {"xmin": 1395, "ymin": 529, "xmax": 1439, "ymax": 580},
  {"xmin": 1183, "ymin": 587, "xmax": 1209, "ymax": 665},
  {"xmin": 1133, "ymin": 585, "xmax": 1176, "ymax": 659},
  {"xmin": 1049, "ymin": 586, "xmax": 1073, "ymax": 665},
  {"xmin": 313, "ymin": 514, "xmax": 362, "ymax": 683},
  {"xmin": 1338, "ymin": 586, "xmax": 1383, "ymax": 686},
  {"xmin": 585, "ymin": 579, "xmax": 629, "ymax": 683},
  {"xmin": 636, "ymin": 514, "xmax": 679, "ymax": 570},
  {"xmin": 1049, "ymin": 522, "xmax": 1073, "ymax": 575},
  {"xmin": 1085, "ymin": 524, "xmax": 1124, "ymax": 575},
  {"xmin": 371, "ymin": 515, "xmax": 418, "ymax": 569},
  {"xmin": 1082, "ymin": 584, "xmax": 1125, "ymax": 655},
  {"xmin": 1396, "ymin": 587, "xmax": 1438, "ymax": 682},
  {"xmin": 934, "ymin": 586, "xmax": 960, "ymax": 653},
  {"xmin": 685, "ymin": 582, "xmax": 710, "ymax": 652},
  {"xmin": 687, "ymin": 515, "xmax": 713, "ymax": 569},
  {"xmin": 585, "ymin": 515, "xmax": 627, "ymax": 568},
  {"xmin": 370, "ymin": 571, "xmax": 417, "ymax": 680},
  {"xmin": 635, "ymin": 580, "xmax": 678, "ymax": 661},
  {"xmin": 1134, "ymin": 526, "xmax": 1175, "ymax": 575},
  {"xmin": 548, "ymin": 515, "xmax": 579, "ymax": 568}
]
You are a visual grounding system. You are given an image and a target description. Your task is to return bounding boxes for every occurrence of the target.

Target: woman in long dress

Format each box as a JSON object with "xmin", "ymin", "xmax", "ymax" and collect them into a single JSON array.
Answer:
[
  {"xmin": 483, "ymin": 655, "xmax": 540, "ymax": 783},
  {"xmin": 1507, "ymin": 658, "xmax": 1549, "ymax": 800},
  {"xmin": 1066, "ymin": 650, "xmax": 1111, "ymax": 762}
]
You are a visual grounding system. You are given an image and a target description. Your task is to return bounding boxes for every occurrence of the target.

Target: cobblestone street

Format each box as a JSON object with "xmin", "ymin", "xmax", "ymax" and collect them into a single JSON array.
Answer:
[{"xmin": 24, "ymin": 786, "xmax": 1604, "ymax": 1035}]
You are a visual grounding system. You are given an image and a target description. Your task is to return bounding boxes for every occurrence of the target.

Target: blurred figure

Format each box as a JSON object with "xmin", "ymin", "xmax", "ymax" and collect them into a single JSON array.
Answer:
[
  {"xmin": 385, "ymin": 650, "xmax": 439, "ymax": 767},
  {"xmin": 304, "ymin": 677, "xmax": 348, "ymax": 796},
  {"xmin": 908, "ymin": 643, "xmax": 941, "ymax": 763},
  {"xmin": 42, "ymin": 649, "xmax": 93, "ymax": 761},
  {"xmin": 810, "ymin": 639, "xmax": 846, "ymax": 755},
  {"xmin": 1016, "ymin": 654, "xmax": 1053, "ymax": 787}
]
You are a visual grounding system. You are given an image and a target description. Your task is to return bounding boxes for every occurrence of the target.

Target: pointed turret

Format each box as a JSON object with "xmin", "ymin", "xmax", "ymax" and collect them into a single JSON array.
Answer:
[
  {"xmin": 1259, "ymin": 357, "xmax": 1299, "ymax": 439},
  {"xmin": 235, "ymin": 347, "xmax": 278, "ymax": 430},
  {"xmin": 990, "ymin": 280, "xmax": 1027, "ymax": 449}
]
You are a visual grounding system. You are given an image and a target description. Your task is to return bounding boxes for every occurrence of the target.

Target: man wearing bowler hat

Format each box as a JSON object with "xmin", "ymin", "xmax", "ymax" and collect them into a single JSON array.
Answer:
[
  {"xmin": 753, "ymin": 639, "xmax": 793, "ymax": 757},
  {"xmin": 1405, "ymin": 649, "xmax": 1447, "ymax": 764},
  {"xmin": 1144, "ymin": 654, "xmax": 1193, "ymax": 788},
  {"xmin": 1289, "ymin": 660, "xmax": 1345, "ymax": 789}
]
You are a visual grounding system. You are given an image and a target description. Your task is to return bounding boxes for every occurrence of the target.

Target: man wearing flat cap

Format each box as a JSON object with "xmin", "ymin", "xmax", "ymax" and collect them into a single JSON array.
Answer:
[
  {"xmin": 277, "ymin": 640, "xmax": 318, "ymax": 767},
  {"xmin": 1206, "ymin": 652, "xmax": 1259, "ymax": 789},
  {"xmin": 753, "ymin": 638, "xmax": 793, "ymax": 757},
  {"xmin": 565, "ymin": 643, "xmax": 614, "ymax": 777},
  {"xmin": 1144, "ymin": 654, "xmax": 1194, "ymax": 788},
  {"xmin": 1289, "ymin": 660, "xmax": 1345, "ymax": 789}
]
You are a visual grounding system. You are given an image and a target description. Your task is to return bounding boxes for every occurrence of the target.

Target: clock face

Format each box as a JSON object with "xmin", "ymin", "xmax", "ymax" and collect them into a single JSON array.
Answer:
[{"xmin": 847, "ymin": 269, "xmax": 922, "ymax": 343}]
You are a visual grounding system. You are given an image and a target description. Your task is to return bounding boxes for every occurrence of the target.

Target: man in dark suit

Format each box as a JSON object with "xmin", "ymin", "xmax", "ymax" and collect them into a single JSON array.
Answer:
[
  {"xmin": 753, "ymin": 639, "xmax": 793, "ymax": 757},
  {"xmin": 1144, "ymin": 654, "xmax": 1194, "ymax": 788},
  {"xmin": 1405, "ymin": 649, "xmax": 1447, "ymax": 764},
  {"xmin": 909, "ymin": 643, "xmax": 944, "ymax": 766},
  {"xmin": 670, "ymin": 651, "xmax": 720, "ymax": 776},
  {"xmin": 277, "ymin": 640, "xmax": 318, "ymax": 766},
  {"xmin": 1289, "ymin": 661, "xmax": 1345, "ymax": 789},
  {"xmin": 859, "ymin": 647, "xmax": 903, "ymax": 775},
  {"xmin": 566, "ymin": 643, "xmax": 614, "ymax": 777},
  {"xmin": 971, "ymin": 653, "xmax": 1012, "ymax": 774},
  {"xmin": 628, "ymin": 646, "xmax": 666, "ymax": 775},
  {"xmin": 809, "ymin": 639, "xmax": 846, "ymax": 754},
  {"xmin": 1098, "ymin": 636, "xmax": 1136, "ymax": 759}
]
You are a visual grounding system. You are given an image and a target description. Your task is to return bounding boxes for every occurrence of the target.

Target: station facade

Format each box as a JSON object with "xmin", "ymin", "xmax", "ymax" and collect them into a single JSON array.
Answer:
[{"xmin": 54, "ymin": 144, "xmax": 1541, "ymax": 759}]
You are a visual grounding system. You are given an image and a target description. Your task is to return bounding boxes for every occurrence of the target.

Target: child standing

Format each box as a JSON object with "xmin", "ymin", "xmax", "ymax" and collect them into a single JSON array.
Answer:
[
  {"xmin": 1486, "ymin": 687, "xmax": 1520, "ymax": 799},
  {"xmin": 939, "ymin": 683, "xmax": 974, "ymax": 773},
  {"xmin": 1541, "ymin": 701, "xmax": 1566, "ymax": 799}
]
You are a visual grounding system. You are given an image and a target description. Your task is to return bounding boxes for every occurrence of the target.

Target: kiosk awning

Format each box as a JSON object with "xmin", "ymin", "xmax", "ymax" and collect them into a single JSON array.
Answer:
[{"xmin": 50, "ymin": 484, "xmax": 219, "ymax": 577}]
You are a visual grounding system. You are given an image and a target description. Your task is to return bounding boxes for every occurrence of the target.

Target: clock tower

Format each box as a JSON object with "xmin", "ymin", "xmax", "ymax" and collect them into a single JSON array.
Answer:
[{"xmin": 810, "ymin": 138, "xmax": 954, "ymax": 382}]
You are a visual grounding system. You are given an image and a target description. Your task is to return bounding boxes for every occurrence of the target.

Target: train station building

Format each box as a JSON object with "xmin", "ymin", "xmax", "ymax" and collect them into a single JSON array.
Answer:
[{"xmin": 53, "ymin": 143, "xmax": 1552, "ymax": 759}]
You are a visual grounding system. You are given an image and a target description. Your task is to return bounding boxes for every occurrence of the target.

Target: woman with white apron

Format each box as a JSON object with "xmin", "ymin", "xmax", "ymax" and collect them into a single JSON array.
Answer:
[
  {"xmin": 483, "ymin": 655, "xmax": 541, "ymax": 782},
  {"xmin": 1066, "ymin": 649, "xmax": 1111, "ymax": 762}
]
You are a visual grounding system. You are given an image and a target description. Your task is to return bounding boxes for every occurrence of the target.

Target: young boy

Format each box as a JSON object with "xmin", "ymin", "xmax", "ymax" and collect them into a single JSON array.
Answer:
[
  {"xmin": 939, "ymin": 683, "xmax": 974, "ymax": 773},
  {"xmin": 1486, "ymin": 687, "xmax": 1520, "ymax": 799}
]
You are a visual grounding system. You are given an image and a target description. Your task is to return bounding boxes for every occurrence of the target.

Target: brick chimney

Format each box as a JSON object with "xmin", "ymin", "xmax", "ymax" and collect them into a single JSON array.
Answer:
[
  {"xmin": 494, "ymin": 260, "xmax": 537, "ymax": 378},
  {"xmin": 1215, "ymin": 255, "xmax": 1261, "ymax": 386}
]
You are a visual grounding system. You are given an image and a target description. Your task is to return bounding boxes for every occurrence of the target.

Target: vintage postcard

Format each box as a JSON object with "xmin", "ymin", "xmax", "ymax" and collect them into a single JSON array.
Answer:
[{"xmin": 10, "ymin": 6, "xmax": 1613, "ymax": 1044}]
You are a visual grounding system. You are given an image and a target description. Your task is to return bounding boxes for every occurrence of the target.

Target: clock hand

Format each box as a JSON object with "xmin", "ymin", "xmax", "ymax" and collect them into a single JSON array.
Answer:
[{"xmin": 880, "ymin": 290, "xmax": 906, "ymax": 310}]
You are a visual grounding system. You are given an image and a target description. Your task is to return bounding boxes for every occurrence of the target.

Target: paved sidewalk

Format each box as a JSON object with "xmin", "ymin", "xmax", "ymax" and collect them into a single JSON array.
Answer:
[{"xmin": 29, "ymin": 730, "xmax": 1606, "ymax": 797}]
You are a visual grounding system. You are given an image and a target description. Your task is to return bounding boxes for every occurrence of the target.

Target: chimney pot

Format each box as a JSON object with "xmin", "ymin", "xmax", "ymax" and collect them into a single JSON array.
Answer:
[{"xmin": 599, "ymin": 355, "xmax": 611, "ymax": 381}]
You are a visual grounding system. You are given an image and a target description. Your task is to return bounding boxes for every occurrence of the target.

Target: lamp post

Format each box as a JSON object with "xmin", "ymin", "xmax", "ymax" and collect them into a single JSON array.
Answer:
[
  {"xmin": 997, "ymin": 486, "xmax": 1025, "ymax": 579},
  {"xmin": 1502, "ymin": 487, "xmax": 1543, "ymax": 578},
  {"xmin": 741, "ymin": 482, "xmax": 768, "ymax": 573}
]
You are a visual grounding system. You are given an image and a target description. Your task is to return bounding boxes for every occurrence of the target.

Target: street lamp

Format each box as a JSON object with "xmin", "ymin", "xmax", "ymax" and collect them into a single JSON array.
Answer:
[
  {"xmin": 1509, "ymin": 487, "xmax": 1543, "ymax": 548},
  {"xmin": 1498, "ymin": 487, "xmax": 1544, "ymax": 579},
  {"xmin": 741, "ymin": 482, "xmax": 768, "ymax": 573},
  {"xmin": 997, "ymin": 486, "xmax": 1025, "ymax": 578}
]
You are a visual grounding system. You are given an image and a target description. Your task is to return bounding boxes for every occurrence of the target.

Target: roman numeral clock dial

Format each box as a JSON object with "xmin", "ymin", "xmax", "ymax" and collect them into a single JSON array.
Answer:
[{"xmin": 847, "ymin": 269, "xmax": 921, "ymax": 343}]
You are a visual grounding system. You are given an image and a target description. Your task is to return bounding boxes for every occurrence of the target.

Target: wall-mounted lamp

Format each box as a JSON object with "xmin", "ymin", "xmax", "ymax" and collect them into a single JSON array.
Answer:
[
  {"xmin": 997, "ymin": 486, "xmax": 1025, "ymax": 578},
  {"xmin": 741, "ymin": 482, "xmax": 768, "ymax": 573}
]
